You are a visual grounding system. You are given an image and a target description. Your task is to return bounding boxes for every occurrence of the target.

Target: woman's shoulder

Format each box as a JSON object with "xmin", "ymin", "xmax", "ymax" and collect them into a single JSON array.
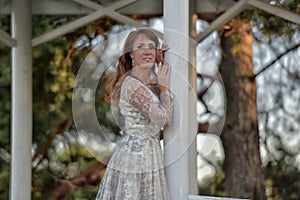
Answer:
[
  {"xmin": 121, "ymin": 75, "xmax": 154, "ymax": 97},
  {"xmin": 121, "ymin": 75, "xmax": 143, "ymax": 95},
  {"xmin": 123, "ymin": 75, "xmax": 144, "ymax": 88}
]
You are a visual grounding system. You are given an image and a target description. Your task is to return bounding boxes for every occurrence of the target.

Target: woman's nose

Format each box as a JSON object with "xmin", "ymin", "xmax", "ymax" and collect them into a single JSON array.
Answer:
[{"xmin": 143, "ymin": 48, "xmax": 151, "ymax": 54}]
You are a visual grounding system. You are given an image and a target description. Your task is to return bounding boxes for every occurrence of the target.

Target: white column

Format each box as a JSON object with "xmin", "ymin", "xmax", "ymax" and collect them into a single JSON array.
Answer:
[
  {"xmin": 163, "ymin": 0, "xmax": 190, "ymax": 199},
  {"xmin": 10, "ymin": 0, "xmax": 32, "ymax": 199}
]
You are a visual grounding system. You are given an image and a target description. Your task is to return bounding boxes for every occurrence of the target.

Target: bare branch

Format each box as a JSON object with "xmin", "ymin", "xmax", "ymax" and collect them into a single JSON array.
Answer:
[{"xmin": 254, "ymin": 43, "xmax": 300, "ymax": 78}]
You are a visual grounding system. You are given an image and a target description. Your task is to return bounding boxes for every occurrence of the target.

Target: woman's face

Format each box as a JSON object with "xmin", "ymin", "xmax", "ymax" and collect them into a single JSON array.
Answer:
[{"xmin": 130, "ymin": 34, "xmax": 156, "ymax": 69}]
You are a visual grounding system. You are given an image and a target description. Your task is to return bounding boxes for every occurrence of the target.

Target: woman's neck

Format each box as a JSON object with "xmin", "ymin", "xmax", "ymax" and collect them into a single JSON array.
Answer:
[{"xmin": 130, "ymin": 67, "xmax": 152, "ymax": 84}]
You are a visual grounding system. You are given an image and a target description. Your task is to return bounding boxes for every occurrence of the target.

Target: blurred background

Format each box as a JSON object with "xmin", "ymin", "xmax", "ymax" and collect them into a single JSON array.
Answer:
[{"xmin": 0, "ymin": 0, "xmax": 299, "ymax": 199}]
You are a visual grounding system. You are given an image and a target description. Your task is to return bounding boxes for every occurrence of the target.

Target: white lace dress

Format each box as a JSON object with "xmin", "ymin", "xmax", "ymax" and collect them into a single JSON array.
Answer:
[{"xmin": 96, "ymin": 75, "xmax": 173, "ymax": 200}]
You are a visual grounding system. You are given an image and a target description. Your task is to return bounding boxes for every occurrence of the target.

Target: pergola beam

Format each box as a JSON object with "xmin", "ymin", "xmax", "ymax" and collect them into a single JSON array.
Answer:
[
  {"xmin": 247, "ymin": 0, "xmax": 300, "ymax": 25},
  {"xmin": 0, "ymin": 0, "xmax": 93, "ymax": 15},
  {"xmin": 32, "ymin": 0, "xmax": 139, "ymax": 46},
  {"xmin": 195, "ymin": 0, "xmax": 300, "ymax": 43},
  {"xmin": 195, "ymin": 0, "xmax": 248, "ymax": 42},
  {"xmin": 74, "ymin": 0, "xmax": 163, "ymax": 39},
  {"xmin": 0, "ymin": 0, "xmax": 236, "ymax": 15},
  {"xmin": 73, "ymin": 0, "xmax": 146, "ymax": 28},
  {"xmin": 0, "ymin": 29, "xmax": 17, "ymax": 47},
  {"xmin": 73, "ymin": 0, "xmax": 137, "ymax": 11},
  {"xmin": 32, "ymin": 8, "xmax": 106, "ymax": 46}
]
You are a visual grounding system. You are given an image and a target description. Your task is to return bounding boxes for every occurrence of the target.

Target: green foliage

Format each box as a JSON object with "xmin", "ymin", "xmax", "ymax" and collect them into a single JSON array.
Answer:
[
  {"xmin": 0, "ymin": 162, "xmax": 9, "ymax": 200},
  {"xmin": 199, "ymin": 167, "xmax": 226, "ymax": 197},
  {"xmin": 264, "ymin": 160, "xmax": 300, "ymax": 200},
  {"xmin": 251, "ymin": 0, "xmax": 299, "ymax": 37},
  {"xmin": 0, "ymin": 15, "xmax": 11, "ymax": 200},
  {"xmin": 63, "ymin": 185, "xmax": 100, "ymax": 200}
]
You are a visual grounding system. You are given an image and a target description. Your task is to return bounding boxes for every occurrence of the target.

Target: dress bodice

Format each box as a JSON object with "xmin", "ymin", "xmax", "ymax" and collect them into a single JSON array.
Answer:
[{"xmin": 119, "ymin": 76, "xmax": 172, "ymax": 139}]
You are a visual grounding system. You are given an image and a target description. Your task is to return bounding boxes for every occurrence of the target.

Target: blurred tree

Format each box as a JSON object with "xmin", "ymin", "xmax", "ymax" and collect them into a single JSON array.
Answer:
[{"xmin": 219, "ymin": 16, "xmax": 266, "ymax": 199}]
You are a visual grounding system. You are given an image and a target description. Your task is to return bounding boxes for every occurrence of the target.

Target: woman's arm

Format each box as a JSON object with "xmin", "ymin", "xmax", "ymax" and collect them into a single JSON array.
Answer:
[{"xmin": 126, "ymin": 79, "xmax": 173, "ymax": 127}]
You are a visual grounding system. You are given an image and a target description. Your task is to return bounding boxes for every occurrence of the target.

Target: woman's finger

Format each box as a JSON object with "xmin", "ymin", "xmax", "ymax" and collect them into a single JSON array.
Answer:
[
  {"xmin": 160, "ymin": 63, "xmax": 166, "ymax": 75},
  {"xmin": 163, "ymin": 62, "xmax": 170, "ymax": 75},
  {"xmin": 158, "ymin": 62, "xmax": 162, "ymax": 74}
]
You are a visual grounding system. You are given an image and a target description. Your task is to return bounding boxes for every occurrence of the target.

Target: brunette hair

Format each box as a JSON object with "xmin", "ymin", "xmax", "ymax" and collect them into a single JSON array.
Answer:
[{"xmin": 106, "ymin": 28, "xmax": 160, "ymax": 106}]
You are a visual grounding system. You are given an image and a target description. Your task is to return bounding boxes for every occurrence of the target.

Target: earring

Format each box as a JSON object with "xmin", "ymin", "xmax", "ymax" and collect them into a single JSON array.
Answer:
[{"xmin": 131, "ymin": 58, "xmax": 134, "ymax": 67}]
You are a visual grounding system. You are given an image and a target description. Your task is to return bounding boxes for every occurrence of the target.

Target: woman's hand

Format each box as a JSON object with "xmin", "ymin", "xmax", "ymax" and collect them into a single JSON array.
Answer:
[
  {"xmin": 157, "ymin": 62, "xmax": 171, "ymax": 92},
  {"xmin": 156, "ymin": 43, "xmax": 169, "ymax": 63}
]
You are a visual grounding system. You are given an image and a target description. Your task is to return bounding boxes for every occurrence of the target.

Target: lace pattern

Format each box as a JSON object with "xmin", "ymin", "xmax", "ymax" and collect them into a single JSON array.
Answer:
[
  {"xmin": 96, "ymin": 76, "xmax": 172, "ymax": 200},
  {"xmin": 125, "ymin": 77, "xmax": 173, "ymax": 127}
]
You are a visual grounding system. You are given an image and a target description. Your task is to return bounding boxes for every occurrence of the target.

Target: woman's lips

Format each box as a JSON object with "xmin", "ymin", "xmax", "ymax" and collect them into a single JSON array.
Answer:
[{"xmin": 143, "ymin": 57, "xmax": 153, "ymax": 62}]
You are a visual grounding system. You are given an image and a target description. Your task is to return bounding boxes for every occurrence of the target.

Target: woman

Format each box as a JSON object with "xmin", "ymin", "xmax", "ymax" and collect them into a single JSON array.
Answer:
[{"xmin": 96, "ymin": 28, "xmax": 172, "ymax": 200}]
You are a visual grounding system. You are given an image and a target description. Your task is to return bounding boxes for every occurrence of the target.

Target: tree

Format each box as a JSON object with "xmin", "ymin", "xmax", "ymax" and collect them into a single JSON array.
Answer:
[{"xmin": 219, "ymin": 17, "xmax": 266, "ymax": 199}]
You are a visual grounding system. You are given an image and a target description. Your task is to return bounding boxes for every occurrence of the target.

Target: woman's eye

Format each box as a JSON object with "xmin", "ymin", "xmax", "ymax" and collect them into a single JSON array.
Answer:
[{"xmin": 136, "ymin": 44, "xmax": 155, "ymax": 50}]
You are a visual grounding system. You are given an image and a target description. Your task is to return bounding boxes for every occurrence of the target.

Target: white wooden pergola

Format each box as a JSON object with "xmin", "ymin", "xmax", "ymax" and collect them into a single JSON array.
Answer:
[{"xmin": 0, "ymin": 0, "xmax": 299, "ymax": 199}]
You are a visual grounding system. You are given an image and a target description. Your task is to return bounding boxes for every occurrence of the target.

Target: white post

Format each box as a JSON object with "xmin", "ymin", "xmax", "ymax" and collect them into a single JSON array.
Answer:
[
  {"xmin": 164, "ymin": 0, "xmax": 190, "ymax": 199},
  {"xmin": 10, "ymin": 0, "xmax": 32, "ymax": 199}
]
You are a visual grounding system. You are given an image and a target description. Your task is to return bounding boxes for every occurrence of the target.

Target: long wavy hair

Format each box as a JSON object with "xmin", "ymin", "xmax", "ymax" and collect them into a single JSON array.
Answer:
[{"xmin": 107, "ymin": 28, "xmax": 160, "ymax": 106}]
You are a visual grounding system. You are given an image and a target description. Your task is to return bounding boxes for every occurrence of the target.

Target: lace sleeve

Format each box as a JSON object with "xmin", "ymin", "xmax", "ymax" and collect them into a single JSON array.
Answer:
[{"xmin": 125, "ymin": 79, "xmax": 173, "ymax": 127}]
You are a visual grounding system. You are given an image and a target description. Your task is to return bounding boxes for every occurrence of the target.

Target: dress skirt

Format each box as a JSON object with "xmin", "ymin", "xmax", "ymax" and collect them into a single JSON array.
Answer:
[{"xmin": 96, "ymin": 134, "xmax": 170, "ymax": 200}]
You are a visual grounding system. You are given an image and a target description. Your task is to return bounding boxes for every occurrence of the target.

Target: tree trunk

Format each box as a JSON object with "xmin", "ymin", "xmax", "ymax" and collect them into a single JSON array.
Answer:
[{"xmin": 219, "ymin": 19, "xmax": 266, "ymax": 200}]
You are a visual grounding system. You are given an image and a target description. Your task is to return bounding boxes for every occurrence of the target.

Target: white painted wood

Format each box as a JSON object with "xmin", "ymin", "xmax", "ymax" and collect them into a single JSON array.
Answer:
[
  {"xmin": 32, "ymin": 7, "xmax": 107, "ymax": 46},
  {"xmin": 195, "ymin": 0, "xmax": 300, "ymax": 43},
  {"xmin": 32, "ymin": 0, "xmax": 137, "ymax": 46},
  {"xmin": 30, "ymin": 0, "xmax": 92, "ymax": 15},
  {"xmin": 73, "ymin": 0, "xmax": 163, "ymax": 38},
  {"xmin": 0, "ymin": 0, "xmax": 235, "ymax": 15},
  {"xmin": 189, "ymin": 195, "xmax": 250, "ymax": 200},
  {"xmin": 0, "ymin": 0, "xmax": 298, "ymax": 26},
  {"xmin": 0, "ymin": 29, "xmax": 16, "ymax": 47},
  {"xmin": 118, "ymin": 0, "xmax": 163, "ymax": 15},
  {"xmin": 73, "ymin": 0, "xmax": 147, "ymax": 29},
  {"xmin": 0, "ymin": 0, "xmax": 92, "ymax": 15},
  {"xmin": 10, "ymin": 0, "xmax": 32, "ymax": 199},
  {"xmin": 72, "ymin": 0, "xmax": 138, "ymax": 11},
  {"xmin": 163, "ymin": 0, "xmax": 190, "ymax": 199},
  {"xmin": 194, "ymin": 0, "xmax": 236, "ymax": 14},
  {"xmin": 195, "ymin": 0, "xmax": 248, "ymax": 42},
  {"xmin": 247, "ymin": 0, "xmax": 300, "ymax": 25}
]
